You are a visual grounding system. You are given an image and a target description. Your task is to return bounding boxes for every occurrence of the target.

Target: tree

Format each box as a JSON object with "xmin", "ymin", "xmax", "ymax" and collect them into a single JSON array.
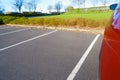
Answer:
[
  {"xmin": 101, "ymin": 0, "xmax": 110, "ymax": 7},
  {"xmin": 55, "ymin": 1, "xmax": 62, "ymax": 13},
  {"xmin": 31, "ymin": 0, "xmax": 37, "ymax": 12},
  {"xmin": 91, "ymin": 0, "xmax": 98, "ymax": 7},
  {"xmin": 66, "ymin": 6, "xmax": 74, "ymax": 13},
  {"xmin": 47, "ymin": 5, "xmax": 52, "ymax": 13},
  {"xmin": 24, "ymin": 0, "xmax": 37, "ymax": 12},
  {"xmin": 72, "ymin": 0, "xmax": 86, "ymax": 8},
  {"xmin": 0, "ymin": 0, "xmax": 5, "ymax": 14},
  {"xmin": 13, "ymin": 0, "xmax": 24, "ymax": 13},
  {"xmin": 100, "ymin": 0, "xmax": 110, "ymax": 10},
  {"xmin": 25, "ymin": 2, "xmax": 33, "ymax": 12}
]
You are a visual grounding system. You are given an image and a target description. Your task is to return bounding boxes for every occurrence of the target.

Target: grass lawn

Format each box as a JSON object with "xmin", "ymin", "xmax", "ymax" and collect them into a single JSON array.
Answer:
[{"xmin": 36, "ymin": 11, "xmax": 113, "ymax": 20}]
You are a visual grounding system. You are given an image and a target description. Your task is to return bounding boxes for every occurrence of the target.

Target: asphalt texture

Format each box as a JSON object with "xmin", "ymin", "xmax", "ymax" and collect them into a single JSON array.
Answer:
[{"xmin": 0, "ymin": 25, "xmax": 103, "ymax": 80}]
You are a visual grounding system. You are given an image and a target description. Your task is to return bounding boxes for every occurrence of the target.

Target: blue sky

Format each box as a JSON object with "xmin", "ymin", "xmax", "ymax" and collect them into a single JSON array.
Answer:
[{"xmin": 0, "ymin": 0, "xmax": 119, "ymax": 13}]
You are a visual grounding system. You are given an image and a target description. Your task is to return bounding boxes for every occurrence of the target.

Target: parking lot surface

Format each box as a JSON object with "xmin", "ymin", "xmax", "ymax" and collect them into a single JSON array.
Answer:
[{"xmin": 0, "ymin": 25, "xmax": 103, "ymax": 80}]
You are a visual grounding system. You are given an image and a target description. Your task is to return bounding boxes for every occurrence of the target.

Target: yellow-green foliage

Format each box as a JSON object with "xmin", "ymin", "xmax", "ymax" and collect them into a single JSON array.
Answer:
[
  {"xmin": 0, "ymin": 15, "xmax": 109, "ymax": 28},
  {"xmin": 9, "ymin": 17, "xmax": 108, "ymax": 28},
  {"xmin": 10, "ymin": 17, "xmax": 28, "ymax": 24},
  {"xmin": 0, "ymin": 16, "xmax": 18, "ymax": 23}
]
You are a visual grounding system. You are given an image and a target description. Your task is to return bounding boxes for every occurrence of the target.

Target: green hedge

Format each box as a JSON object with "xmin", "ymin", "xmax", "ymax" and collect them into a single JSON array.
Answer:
[{"xmin": 3, "ymin": 13, "xmax": 60, "ymax": 17}]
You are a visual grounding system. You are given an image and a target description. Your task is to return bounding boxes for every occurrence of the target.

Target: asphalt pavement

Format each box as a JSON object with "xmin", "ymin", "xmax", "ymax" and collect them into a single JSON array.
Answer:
[{"xmin": 0, "ymin": 25, "xmax": 103, "ymax": 80}]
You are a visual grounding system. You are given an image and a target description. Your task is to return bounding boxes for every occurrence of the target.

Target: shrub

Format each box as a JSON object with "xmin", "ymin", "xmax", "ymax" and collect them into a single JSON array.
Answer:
[
  {"xmin": 0, "ymin": 16, "xmax": 18, "ymax": 24},
  {"xmin": 0, "ymin": 19, "xmax": 4, "ymax": 25},
  {"xmin": 43, "ymin": 18, "xmax": 62, "ymax": 26},
  {"xmin": 10, "ymin": 17, "xmax": 28, "ymax": 24},
  {"xmin": 85, "ymin": 19, "xmax": 99, "ymax": 28},
  {"xmin": 76, "ymin": 18, "xmax": 86, "ymax": 27},
  {"xmin": 5, "ymin": 16, "xmax": 106, "ymax": 29},
  {"xmin": 28, "ymin": 18, "xmax": 44, "ymax": 25},
  {"xmin": 44, "ymin": 18, "xmax": 51, "ymax": 26},
  {"xmin": 49, "ymin": 18, "xmax": 60, "ymax": 26}
]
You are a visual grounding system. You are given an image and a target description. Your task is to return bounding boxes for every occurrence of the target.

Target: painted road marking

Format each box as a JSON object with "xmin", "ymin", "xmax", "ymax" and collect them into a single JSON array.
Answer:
[
  {"xmin": 0, "ymin": 28, "xmax": 30, "ymax": 36},
  {"xmin": 67, "ymin": 34, "xmax": 100, "ymax": 80},
  {"xmin": 0, "ymin": 30, "xmax": 57, "ymax": 52}
]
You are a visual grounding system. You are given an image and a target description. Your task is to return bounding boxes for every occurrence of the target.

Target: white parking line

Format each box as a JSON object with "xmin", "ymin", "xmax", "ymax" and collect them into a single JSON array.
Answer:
[
  {"xmin": 67, "ymin": 34, "xmax": 100, "ymax": 80},
  {"xmin": 0, "ymin": 30, "xmax": 57, "ymax": 52},
  {"xmin": 0, "ymin": 28, "xmax": 30, "ymax": 36}
]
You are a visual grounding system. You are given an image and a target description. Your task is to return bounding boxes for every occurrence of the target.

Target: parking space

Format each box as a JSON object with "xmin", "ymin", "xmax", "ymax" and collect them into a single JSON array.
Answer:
[
  {"xmin": 0, "ymin": 25, "xmax": 103, "ymax": 80},
  {"xmin": 0, "ymin": 27, "xmax": 53, "ymax": 49}
]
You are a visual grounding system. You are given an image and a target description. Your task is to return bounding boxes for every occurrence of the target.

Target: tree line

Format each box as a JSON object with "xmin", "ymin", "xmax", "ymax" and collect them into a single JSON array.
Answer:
[
  {"xmin": 0, "ymin": 0, "xmax": 119, "ymax": 13},
  {"xmin": 0, "ymin": 0, "xmax": 63, "ymax": 13}
]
